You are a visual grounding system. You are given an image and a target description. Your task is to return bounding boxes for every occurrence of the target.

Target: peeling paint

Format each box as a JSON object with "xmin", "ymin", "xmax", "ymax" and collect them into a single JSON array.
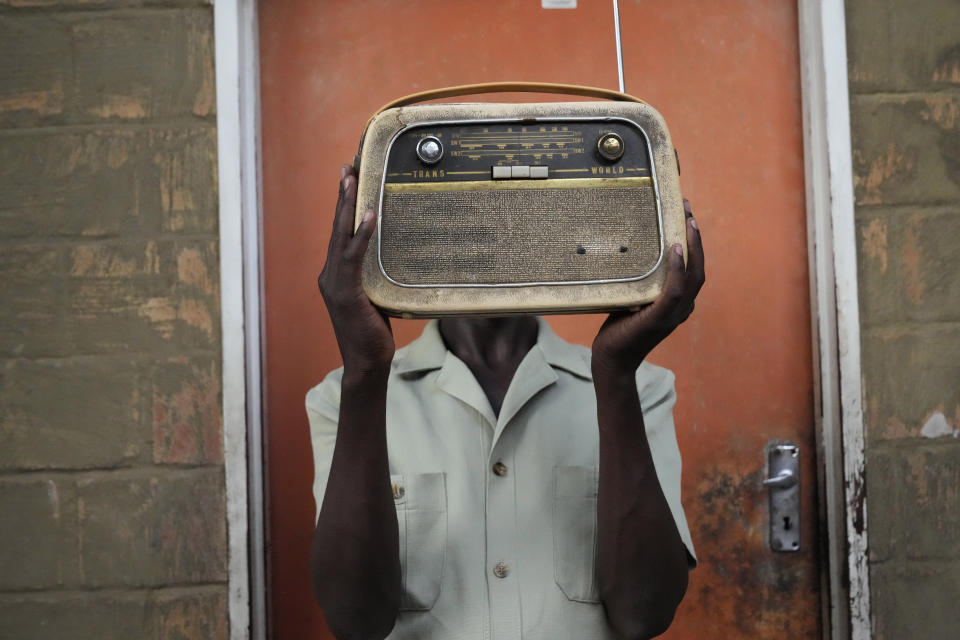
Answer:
[
  {"xmin": 106, "ymin": 137, "xmax": 131, "ymax": 170},
  {"xmin": 178, "ymin": 298, "xmax": 214, "ymax": 337},
  {"xmin": 70, "ymin": 248, "xmax": 95, "ymax": 276},
  {"xmin": 192, "ymin": 29, "xmax": 216, "ymax": 117},
  {"xmin": 933, "ymin": 61, "xmax": 960, "ymax": 83},
  {"xmin": 904, "ymin": 454, "xmax": 930, "ymax": 507},
  {"xmin": 920, "ymin": 411, "xmax": 958, "ymax": 439},
  {"xmin": 136, "ymin": 295, "xmax": 214, "ymax": 339},
  {"xmin": 153, "ymin": 361, "xmax": 223, "ymax": 465},
  {"xmin": 851, "ymin": 475, "xmax": 866, "ymax": 535},
  {"xmin": 137, "ymin": 297, "xmax": 178, "ymax": 339},
  {"xmin": 883, "ymin": 416, "xmax": 911, "ymax": 439},
  {"xmin": 70, "ymin": 242, "xmax": 159, "ymax": 277},
  {"xmin": 933, "ymin": 46, "xmax": 960, "ymax": 83},
  {"xmin": 861, "ymin": 217, "xmax": 888, "ymax": 273},
  {"xmin": 680, "ymin": 462, "xmax": 819, "ymax": 637},
  {"xmin": 901, "ymin": 215, "xmax": 925, "ymax": 304},
  {"xmin": 921, "ymin": 96, "xmax": 960, "ymax": 129},
  {"xmin": 157, "ymin": 152, "xmax": 197, "ymax": 217},
  {"xmin": 0, "ymin": 85, "xmax": 64, "ymax": 116},
  {"xmin": 855, "ymin": 144, "xmax": 915, "ymax": 205},
  {"xmin": 848, "ymin": 64, "xmax": 879, "ymax": 85},
  {"xmin": 88, "ymin": 94, "xmax": 147, "ymax": 120},
  {"xmin": 177, "ymin": 247, "xmax": 215, "ymax": 295}
]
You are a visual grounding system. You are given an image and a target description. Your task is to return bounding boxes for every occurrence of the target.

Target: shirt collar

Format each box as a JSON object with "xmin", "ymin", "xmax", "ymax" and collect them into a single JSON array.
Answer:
[{"xmin": 393, "ymin": 317, "xmax": 593, "ymax": 380}]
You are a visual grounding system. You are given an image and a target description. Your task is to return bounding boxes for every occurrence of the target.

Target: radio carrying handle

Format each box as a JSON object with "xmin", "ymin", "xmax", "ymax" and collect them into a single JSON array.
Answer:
[{"xmin": 372, "ymin": 81, "xmax": 644, "ymax": 115}]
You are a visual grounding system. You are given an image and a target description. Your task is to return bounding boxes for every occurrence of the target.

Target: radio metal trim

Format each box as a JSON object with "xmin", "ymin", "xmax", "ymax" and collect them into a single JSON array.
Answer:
[{"xmin": 375, "ymin": 115, "xmax": 666, "ymax": 289}]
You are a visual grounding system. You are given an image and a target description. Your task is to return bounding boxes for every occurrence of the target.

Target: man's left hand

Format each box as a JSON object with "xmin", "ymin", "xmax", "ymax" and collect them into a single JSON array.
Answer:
[{"xmin": 592, "ymin": 198, "xmax": 705, "ymax": 375}]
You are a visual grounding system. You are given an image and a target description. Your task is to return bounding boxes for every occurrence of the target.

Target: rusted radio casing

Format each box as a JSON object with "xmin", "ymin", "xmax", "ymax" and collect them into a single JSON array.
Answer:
[{"xmin": 355, "ymin": 100, "xmax": 685, "ymax": 318}]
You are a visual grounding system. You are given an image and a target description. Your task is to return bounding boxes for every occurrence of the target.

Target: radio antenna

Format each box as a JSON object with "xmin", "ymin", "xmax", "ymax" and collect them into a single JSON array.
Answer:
[{"xmin": 613, "ymin": 0, "xmax": 625, "ymax": 92}]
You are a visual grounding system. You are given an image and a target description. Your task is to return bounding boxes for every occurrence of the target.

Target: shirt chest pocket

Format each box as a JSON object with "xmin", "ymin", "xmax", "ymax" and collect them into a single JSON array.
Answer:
[
  {"xmin": 392, "ymin": 472, "xmax": 447, "ymax": 611},
  {"xmin": 553, "ymin": 466, "xmax": 601, "ymax": 603}
]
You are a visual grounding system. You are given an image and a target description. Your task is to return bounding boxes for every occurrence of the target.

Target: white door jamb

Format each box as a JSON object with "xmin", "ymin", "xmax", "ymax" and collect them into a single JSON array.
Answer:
[
  {"xmin": 798, "ymin": 2, "xmax": 871, "ymax": 639},
  {"xmin": 215, "ymin": 0, "xmax": 267, "ymax": 638}
]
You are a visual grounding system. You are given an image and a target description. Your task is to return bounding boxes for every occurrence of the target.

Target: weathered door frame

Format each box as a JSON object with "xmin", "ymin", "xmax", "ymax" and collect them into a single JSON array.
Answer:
[
  {"xmin": 215, "ymin": 0, "xmax": 266, "ymax": 638},
  {"xmin": 798, "ymin": 2, "xmax": 871, "ymax": 638},
  {"xmin": 213, "ymin": 1, "xmax": 870, "ymax": 639}
]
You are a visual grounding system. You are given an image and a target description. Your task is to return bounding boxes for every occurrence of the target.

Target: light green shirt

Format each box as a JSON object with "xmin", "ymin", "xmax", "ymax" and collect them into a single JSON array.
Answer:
[{"xmin": 307, "ymin": 317, "xmax": 695, "ymax": 640}]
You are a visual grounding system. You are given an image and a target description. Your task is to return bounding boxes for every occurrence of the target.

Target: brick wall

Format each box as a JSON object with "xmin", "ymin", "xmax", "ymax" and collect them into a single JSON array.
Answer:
[
  {"xmin": 0, "ymin": 1, "xmax": 226, "ymax": 638},
  {"xmin": 846, "ymin": 0, "xmax": 960, "ymax": 637}
]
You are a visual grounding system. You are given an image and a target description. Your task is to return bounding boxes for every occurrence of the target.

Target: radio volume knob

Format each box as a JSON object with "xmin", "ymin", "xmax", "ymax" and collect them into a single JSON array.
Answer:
[
  {"xmin": 416, "ymin": 136, "xmax": 443, "ymax": 165},
  {"xmin": 597, "ymin": 133, "xmax": 625, "ymax": 161}
]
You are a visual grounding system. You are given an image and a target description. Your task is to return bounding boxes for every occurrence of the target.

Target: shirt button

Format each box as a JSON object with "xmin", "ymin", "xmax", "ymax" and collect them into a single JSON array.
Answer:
[
  {"xmin": 492, "ymin": 461, "xmax": 508, "ymax": 477},
  {"xmin": 493, "ymin": 561, "xmax": 509, "ymax": 578}
]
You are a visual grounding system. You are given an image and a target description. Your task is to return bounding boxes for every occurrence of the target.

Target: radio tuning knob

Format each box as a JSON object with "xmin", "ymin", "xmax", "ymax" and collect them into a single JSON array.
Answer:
[
  {"xmin": 416, "ymin": 136, "xmax": 443, "ymax": 165},
  {"xmin": 597, "ymin": 132, "xmax": 625, "ymax": 161}
]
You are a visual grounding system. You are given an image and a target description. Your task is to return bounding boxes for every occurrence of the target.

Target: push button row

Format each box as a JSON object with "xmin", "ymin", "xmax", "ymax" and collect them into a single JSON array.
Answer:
[{"xmin": 491, "ymin": 165, "xmax": 548, "ymax": 180}]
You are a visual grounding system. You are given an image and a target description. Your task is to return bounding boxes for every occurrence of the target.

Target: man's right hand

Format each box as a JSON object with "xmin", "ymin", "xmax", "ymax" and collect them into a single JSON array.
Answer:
[
  {"xmin": 317, "ymin": 165, "xmax": 395, "ymax": 374},
  {"xmin": 312, "ymin": 167, "xmax": 401, "ymax": 639}
]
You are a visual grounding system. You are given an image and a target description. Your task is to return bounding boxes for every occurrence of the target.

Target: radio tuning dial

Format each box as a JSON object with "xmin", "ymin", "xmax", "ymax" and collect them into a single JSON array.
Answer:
[
  {"xmin": 416, "ymin": 136, "xmax": 443, "ymax": 165},
  {"xmin": 597, "ymin": 132, "xmax": 625, "ymax": 161}
]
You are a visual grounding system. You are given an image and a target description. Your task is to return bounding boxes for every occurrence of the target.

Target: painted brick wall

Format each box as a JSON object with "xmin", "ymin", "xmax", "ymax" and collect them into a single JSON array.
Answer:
[
  {"xmin": 0, "ymin": 1, "xmax": 226, "ymax": 638},
  {"xmin": 846, "ymin": 0, "xmax": 960, "ymax": 637}
]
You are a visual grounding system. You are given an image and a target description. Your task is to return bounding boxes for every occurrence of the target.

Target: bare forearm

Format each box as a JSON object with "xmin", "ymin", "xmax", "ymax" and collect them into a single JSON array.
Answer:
[
  {"xmin": 594, "ymin": 367, "xmax": 689, "ymax": 640},
  {"xmin": 311, "ymin": 368, "xmax": 400, "ymax": 639}
]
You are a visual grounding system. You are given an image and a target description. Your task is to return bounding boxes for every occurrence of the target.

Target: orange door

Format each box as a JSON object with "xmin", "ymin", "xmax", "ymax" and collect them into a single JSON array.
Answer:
[{"xmin": 259, "ymin": 1, "xmax": 818, "ymax": 637}]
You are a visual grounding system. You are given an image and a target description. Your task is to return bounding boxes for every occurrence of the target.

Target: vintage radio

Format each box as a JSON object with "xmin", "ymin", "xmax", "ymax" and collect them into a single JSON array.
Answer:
[{"xmin": 354, "ymin": 83, "xmax": 686, "ymax": 318}]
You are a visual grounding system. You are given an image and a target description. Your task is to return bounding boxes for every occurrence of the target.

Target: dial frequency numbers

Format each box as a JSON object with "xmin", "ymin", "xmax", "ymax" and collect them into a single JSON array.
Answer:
[{"xmin": 450, "ymin": 126, "xmax": 585, "ymax": 160}]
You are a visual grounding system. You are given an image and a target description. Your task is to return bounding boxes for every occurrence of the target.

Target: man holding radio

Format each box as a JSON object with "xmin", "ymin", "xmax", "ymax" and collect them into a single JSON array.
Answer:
[{"xmin": 309, "ymin": 165, "xmax": 704, "ymax": 639}]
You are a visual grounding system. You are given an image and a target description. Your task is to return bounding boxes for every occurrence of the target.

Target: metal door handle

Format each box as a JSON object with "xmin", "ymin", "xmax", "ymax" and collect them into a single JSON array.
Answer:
[
  {"xmin": 766, "ymin": 444, "xmax": 800, "ymax": 551},
  {"xmin": 762, "ymin": 469, "xmax": 798, "ymax": 488}
]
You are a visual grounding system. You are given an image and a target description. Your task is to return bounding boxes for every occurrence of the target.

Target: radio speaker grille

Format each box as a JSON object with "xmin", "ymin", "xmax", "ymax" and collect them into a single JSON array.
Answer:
[{"xmin": 380, "ymin": 185, "xmax": 661, "ymax": 285}]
